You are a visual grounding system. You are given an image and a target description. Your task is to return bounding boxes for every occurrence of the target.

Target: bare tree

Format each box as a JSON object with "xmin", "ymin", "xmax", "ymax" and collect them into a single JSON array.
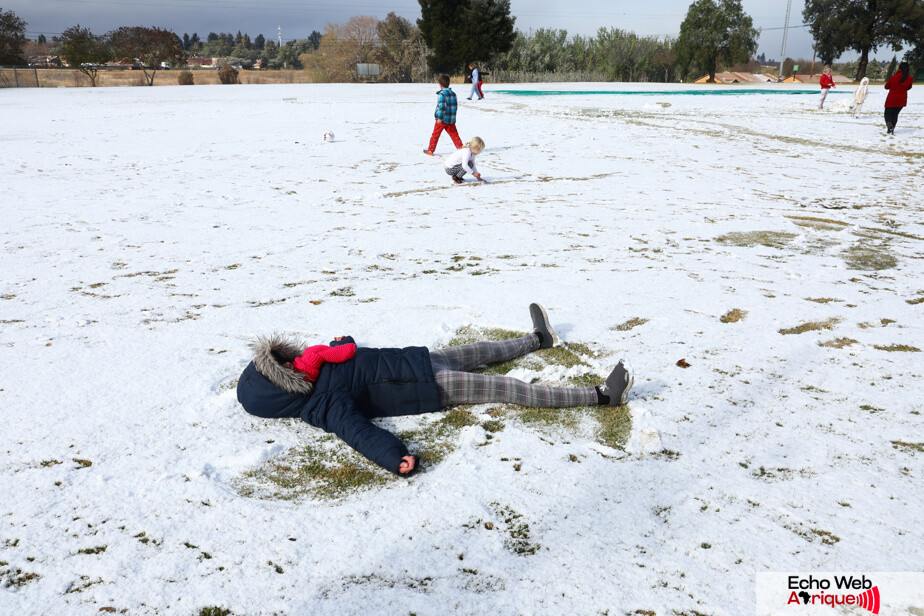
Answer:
[{"xmin": 315, "ymin": 16, "xmax": 381, "ymax": 81}]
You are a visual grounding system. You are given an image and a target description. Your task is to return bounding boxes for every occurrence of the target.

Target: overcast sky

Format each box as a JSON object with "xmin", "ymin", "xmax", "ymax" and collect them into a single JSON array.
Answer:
[{"xmin": 8, "ymin": 0, "xmax": 902, "ymax": 62}]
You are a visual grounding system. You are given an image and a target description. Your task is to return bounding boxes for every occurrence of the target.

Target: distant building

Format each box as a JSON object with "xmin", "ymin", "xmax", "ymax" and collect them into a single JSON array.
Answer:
[
  {"xmin": 782, "ymin": 73, "xmax": 851, "ymax": 84},
  {"xmin": 28, "ymin": 55, "xmax": 62, "ymax": 67},
  {"xmin": 693, "ymin": 72, "xmax": 777, "ymax": 84},
  {"xmin": 186, "ymin": 57, "xmax": 213, "ymax": 68}
]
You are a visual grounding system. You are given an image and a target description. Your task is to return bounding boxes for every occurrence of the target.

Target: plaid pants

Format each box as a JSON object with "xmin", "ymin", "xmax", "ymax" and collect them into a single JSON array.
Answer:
[
  {"xmin": 430, "ymin": 334, "xmax": 598, "ymax": 408},
  {"xmin": 446, "ymin": 164, "xmax": 466, "ymax": 180}
]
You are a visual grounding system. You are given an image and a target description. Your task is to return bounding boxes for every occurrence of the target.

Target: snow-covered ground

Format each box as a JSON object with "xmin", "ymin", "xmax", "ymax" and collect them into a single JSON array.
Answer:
[{"xmin": 1, "ymin": 82, "xmax": 922, "ymax": 615}]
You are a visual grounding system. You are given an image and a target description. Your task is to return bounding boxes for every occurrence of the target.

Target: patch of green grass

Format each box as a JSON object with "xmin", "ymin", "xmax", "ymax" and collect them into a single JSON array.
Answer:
[
  {"xmin": 535, "ymin": 342, "xmax": 593, "ymax": 366},
  {"xmin": 613, "ymin": 317, "xmax": 649, "ymax": 331},
  {"xmin": 216, "ymin": 378, "xmax": 238, "ymax": 393},
  {"xmin": 2, "ymin": 567, "xmax": 39, "ymax": 588},
  {"xmin": 396, "ymin": 407, "xmax": 480, "ymax": 466},
  {"xmin": 197, "ymin": 608, "xmax": 234, "ymax": 616},
  {"xmin": 594, "ymin": 405, "xmax": 632, "ymax": 449},
  {"xmin": 810, "ymin": 529, "xmax": 840, "ymax": 545},
  {"xmin": 481, "ymin": 420, "xmax": 505, "ymax": 433},
  {"xmin": 442, "ymin": 326, "xmax": 525, "ymax": 347},
  {"xmin": 891, "ymin": 441, "xmax": 924, "ymax": 453},
  {"xmin": 77, "ymin": 545, "xmax": 107, "ymax": 555},
  {"xmin": 841, "ymin": 244, "xmax": 897, "ymax": 271},
  {"xmin": 805, "ymin": 297, "xmax": 841, "ymax": 304},
  {"xmin": 40, "ymin": 459, "xmax": 62, "ymax": 467},
  {"xmin": 873, "ymin": 344, "xmax": 920, "ymax": 352},
  {"xmin": 238, "ymin": 439, "xmax": 392, "ymax": 501},
  {"xmin": 720, "ymin": 309, "xmax": 747, "ymax": 323},
  {"xmin": 715, "ymin": 231, "xmax": 796, "ymax": 249},
  {"xmin": 491, "ymin": 504, "xmax": 540, "ymax": 556},
  {"xmin": 72, "ymin": 458, "xmax": 92, "ymax": 468},
  {"xmin": 65, "ymin": 576, "xmax": 103, "ymax": 594},
  {"xmin": 907, "ymin": 296, "xmax": 924, "ymax": 305},
  {"xmin": 786, "ymin": 215, "xmax": 848, "ymax": 230},
  {"xmin": 329, "ymin": 286, "xmax": 355, "ymax": 297},
  {"xmin": 819, "ymin": 337, "xmax": 858, "ymax": 348},
  {"xmin": 779, "ymin": 318, "xmax": 841, "ymax": 335}
]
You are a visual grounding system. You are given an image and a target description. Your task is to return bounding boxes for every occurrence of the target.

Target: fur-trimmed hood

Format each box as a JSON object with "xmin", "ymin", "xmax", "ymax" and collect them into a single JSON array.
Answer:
[{"xmin": 251, "ymin": 334, "xmax": 314, "ymax": 396}]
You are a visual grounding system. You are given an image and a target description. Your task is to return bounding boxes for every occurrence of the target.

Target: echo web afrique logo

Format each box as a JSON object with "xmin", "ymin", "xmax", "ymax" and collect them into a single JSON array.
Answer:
[{"xmin": 787, "ymin": 575, "xmax": 881, "ymax": 613}]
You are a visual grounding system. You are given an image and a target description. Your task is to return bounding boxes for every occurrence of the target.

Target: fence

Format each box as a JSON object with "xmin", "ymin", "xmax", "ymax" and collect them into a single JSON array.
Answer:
[
  {"xmin": 0, "ymin": 67, "xmax": 40, "ymax": 88},
  {"xmin": 490, "ymin": 69, "xmax": 610, "ymax": 83}
]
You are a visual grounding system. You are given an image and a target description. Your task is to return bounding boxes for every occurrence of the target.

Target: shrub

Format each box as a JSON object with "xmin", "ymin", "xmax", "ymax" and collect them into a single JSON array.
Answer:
[
  {"xmin": 177, "ymin": 70, "xmax": 194, "ymax": 85},
  {"xmin": 217, "ymin": 64, "xmax": 239, "ymax": 84}
]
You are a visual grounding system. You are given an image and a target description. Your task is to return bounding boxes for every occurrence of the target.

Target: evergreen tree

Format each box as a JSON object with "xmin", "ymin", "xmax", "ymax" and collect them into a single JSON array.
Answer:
[
  {"xmin": 0, "ymin": 7, "xmax": 28, "ymax": 65},
  {"xmin": 254, "ymin": 33, "xmax": 265, "ymax": 50},
  {"xmin": 182, "ymin": 32, "xmax": 190, "ymax": 50},
  {"xmin": 377, "ymin": 12, "xmax": 426, "ymax": 82},
  {"xmin": 38, "ymin": 33, "xmax": 46, "ymax": 44},
  {"xmin": 235, "ymin": 30, "xmax": 243, "ymax": 46},
  {"xmin": 308, "ymin": 30, "xmax": 322, "ymax": 50},
  {"xmin": 885, "ymin": 54, "xmax": 898, "ymax": 79},
  {"xmin": 803, "ymin": 0, "xmax": 924, "ymax": 80},
  {"xmin": 418, "ymin": 0, "xmax": 515, "ymax": 73},
  {"xmin": 676, "ymin": 0, "xmax": 758, "ymax": 82}
]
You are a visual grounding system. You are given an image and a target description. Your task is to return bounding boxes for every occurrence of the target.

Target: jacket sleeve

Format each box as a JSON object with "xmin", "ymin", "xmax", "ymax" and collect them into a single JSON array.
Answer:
[
  {"xmin": 329, "ymin": 336, "xmax": 356, "ymax": 347},
  {"xmin": 435, "ymin": 91, "xmax": 446, "ymax": 121},
  {"xmin": 325, "ymin": 395, "xmax": 410, "ymax": 475},
  {"xmin": 464, "ymin": 152, "xmax": 478, "ymax": 175}
]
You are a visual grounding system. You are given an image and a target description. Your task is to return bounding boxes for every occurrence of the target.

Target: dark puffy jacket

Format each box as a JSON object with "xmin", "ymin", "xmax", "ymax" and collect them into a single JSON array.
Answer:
[{"xmin": 237, "ymin": 335, "xmax": 440, "ymax": 474}]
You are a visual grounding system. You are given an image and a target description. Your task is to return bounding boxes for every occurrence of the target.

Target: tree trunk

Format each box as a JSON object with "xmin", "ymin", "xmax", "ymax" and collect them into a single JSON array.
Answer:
[{"xmin": 856, "ymin": 47, "xmax": 869, "ymax": 82}]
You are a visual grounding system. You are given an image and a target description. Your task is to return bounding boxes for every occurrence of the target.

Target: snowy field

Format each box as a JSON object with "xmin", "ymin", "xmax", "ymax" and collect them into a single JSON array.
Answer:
[{"xmin": 1, "ymin": 82, "xmax": 922, "ymax": 615}]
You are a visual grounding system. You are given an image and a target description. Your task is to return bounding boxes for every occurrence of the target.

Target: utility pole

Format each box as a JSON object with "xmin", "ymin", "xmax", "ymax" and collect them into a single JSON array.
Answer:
[
  {"xmin": 277, "ymin": 26, "xmax": 282, "ymax": 48},
  {"xmin": 778, "ymin": 0, "xmax": 792, "ymax": 80}
]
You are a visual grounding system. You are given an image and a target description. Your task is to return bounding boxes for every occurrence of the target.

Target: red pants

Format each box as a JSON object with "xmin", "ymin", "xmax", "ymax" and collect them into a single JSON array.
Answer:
[
  {"xmin": 477, "ymin": 81, "xmax": 484, "ymax": 98},
  {"xmin": 427, "ymin": 122, "xmax": 463, "ymax": 153}
]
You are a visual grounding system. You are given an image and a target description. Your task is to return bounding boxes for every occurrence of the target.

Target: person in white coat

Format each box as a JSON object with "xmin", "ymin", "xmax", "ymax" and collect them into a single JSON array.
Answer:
[
  {"xmin": 444, "ymin": 137, "xmax": 486, "ymax": 184},
  {"xmin": 850, "ymin": 77, "xmax": 870, "ymax": 117}
]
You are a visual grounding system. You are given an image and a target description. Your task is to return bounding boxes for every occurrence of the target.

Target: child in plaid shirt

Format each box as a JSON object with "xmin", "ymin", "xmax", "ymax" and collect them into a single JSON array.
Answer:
[{"xmin": 424, "ymin": 74, "xmax": 463, "ymax": 155}]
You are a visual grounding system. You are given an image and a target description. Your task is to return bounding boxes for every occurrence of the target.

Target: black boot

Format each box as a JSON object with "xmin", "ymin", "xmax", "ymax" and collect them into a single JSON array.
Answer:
[
  {"xmin": 529, "ymin": 303, "xmax": 560, "ymax": 349},
  {"xmin": 597, "ymin": 360, "xmax": 633, "ymax": 406}
]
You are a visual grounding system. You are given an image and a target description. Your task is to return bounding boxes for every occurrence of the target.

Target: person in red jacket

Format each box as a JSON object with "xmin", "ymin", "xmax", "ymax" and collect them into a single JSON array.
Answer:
[
  {"xmin": 884, "ymin": 61, "xmax": 913, "ymax": 134},
  {"xmin": 818, "ymin": 66, "xmax": 835, "ymax": 110}
]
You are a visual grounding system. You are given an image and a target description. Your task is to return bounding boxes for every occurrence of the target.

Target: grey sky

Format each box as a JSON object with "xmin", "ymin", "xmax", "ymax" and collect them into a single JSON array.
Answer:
[{"xmin": 8, "ymin": 0, "xmax": 902, "ymax": 62}]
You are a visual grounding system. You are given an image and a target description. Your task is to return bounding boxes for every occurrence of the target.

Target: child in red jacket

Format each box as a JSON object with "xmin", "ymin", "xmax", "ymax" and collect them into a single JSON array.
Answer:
[
  {"xmin": 884, "ymin": 62, "xmax": 914, "ymax": 134},
  {"xmin": 818, "ymin": 66, "xmax": 835, "ymax": 110}
]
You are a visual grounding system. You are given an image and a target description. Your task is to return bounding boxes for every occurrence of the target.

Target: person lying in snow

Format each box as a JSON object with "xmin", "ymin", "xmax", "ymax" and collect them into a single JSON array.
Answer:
[{"xmin": 237, "ymin": 304, "xmax": 633, "ymax": 476}]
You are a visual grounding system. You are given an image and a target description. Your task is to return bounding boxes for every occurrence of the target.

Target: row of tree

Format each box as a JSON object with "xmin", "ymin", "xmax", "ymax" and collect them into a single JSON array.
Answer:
[
  {"xmin": 804, "ymin": 0, "xmax": 924, "ymax": 81},
  {"xmin": 3, "ymin": 0, "xmax": 922, "ymax": 84}
]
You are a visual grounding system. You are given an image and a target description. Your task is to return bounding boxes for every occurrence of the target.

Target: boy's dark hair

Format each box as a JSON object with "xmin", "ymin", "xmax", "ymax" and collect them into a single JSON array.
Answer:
[{"xmin": 438, "ymin": 74, "xmax": 450, "ymax": 88}]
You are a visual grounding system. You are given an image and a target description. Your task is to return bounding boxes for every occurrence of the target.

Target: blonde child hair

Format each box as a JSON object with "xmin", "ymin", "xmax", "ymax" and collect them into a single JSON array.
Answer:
[{"xmin": 466, "ymin": 137, "xmax": 485, "ymax": 154}]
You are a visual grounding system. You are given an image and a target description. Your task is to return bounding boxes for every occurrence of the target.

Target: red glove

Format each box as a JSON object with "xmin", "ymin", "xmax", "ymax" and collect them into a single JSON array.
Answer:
[{"xmin": 292, "ymin": 343, "xmax": 356, "ymax": 382}]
